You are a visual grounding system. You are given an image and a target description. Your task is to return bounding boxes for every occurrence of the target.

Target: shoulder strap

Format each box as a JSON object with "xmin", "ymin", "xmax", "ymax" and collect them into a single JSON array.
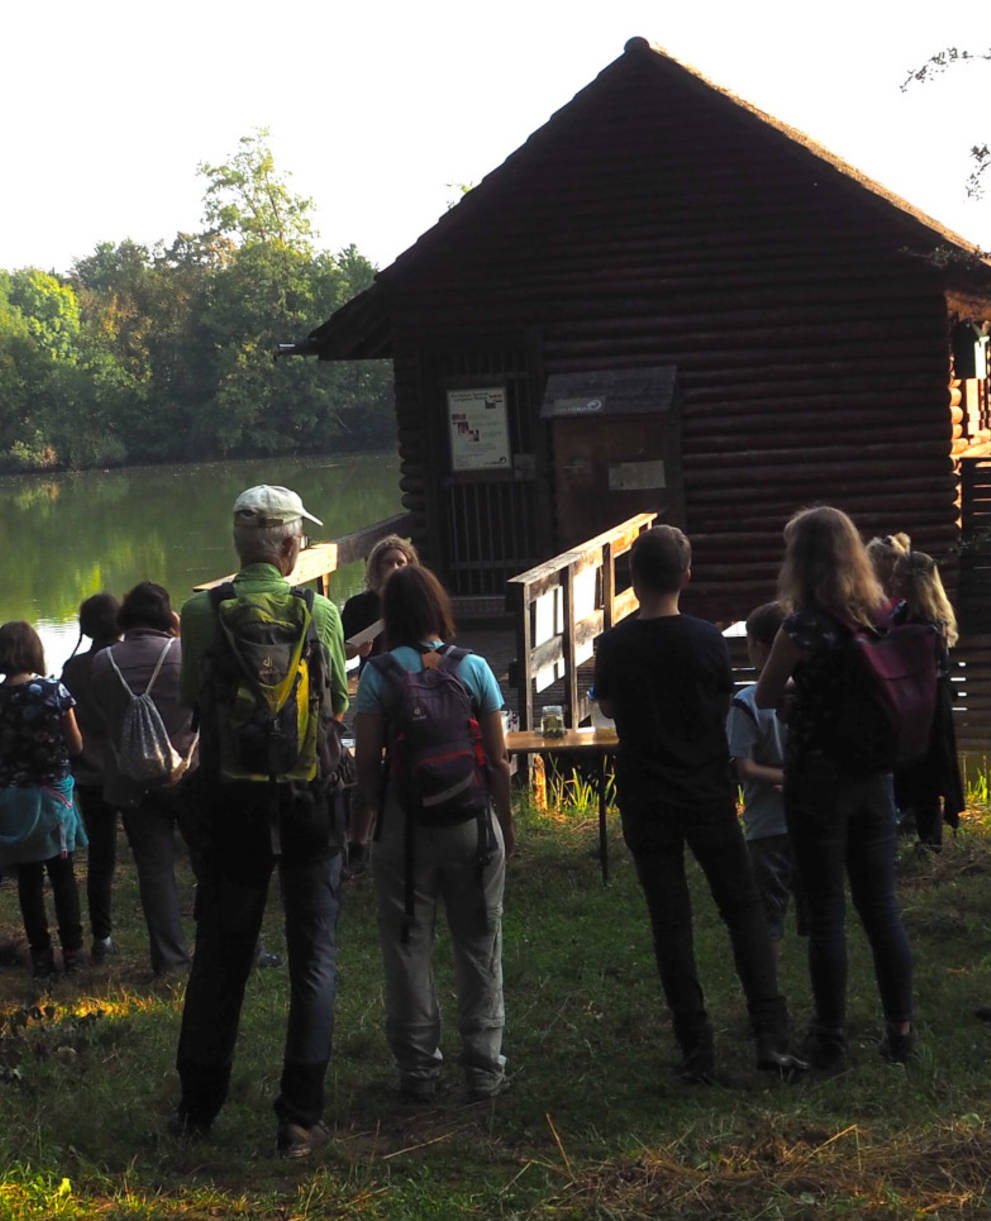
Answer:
[
  {"xmin": 368, "ymin": 652, "xmax": 409, "ymax": 691},
  {"xmin": 106, "ymin": 646, "xmax": 133, "ymax": 697},
  {"xmin": 209, "ymin": 582, "xmax": 237, "ymax": 613},
  {"xmin": 730, "ymin": 694, "xmax": 759, "ymax": 726}
]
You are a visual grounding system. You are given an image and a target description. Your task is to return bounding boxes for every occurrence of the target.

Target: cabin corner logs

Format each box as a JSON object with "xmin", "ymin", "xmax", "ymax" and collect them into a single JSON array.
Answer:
[{"xmin": 309, "ymin": 38, "xmax": 991, "ymax": 746}]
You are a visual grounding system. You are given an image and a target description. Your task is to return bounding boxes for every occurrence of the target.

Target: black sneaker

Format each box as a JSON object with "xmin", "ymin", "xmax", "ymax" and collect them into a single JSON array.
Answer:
[
  {"xmin": 800, "ymin": 1023, "xmax": 848, "ymax": 1073},
  {"xmin": 31, "ymin": 950, "xmax": 57, "ymax": 980},
  {"xmin": 168, "ymin": 1109, "xmax": 213, "ymax": 1140},
  {"xmin": 675, "ymin": 1023, "xmax": 716, "ymax": 1085},
  {"xmin": 399, "ymin": 1075, "xmax": 438, "ymax": 1103},
  {"xmin": 879, "ymin": 1025, "xmax": 914, "ymax": 1064},
  {"xmin": 63, "ymin": 948, "xmax": 87, "ymax": 977},
  {"xmin": 276, "ymin": 1120, "xmax": 329, "ymax": 1160},
  {"xmin": 91, "ymin": 937, "xmax": 117, "ymax": 965}
]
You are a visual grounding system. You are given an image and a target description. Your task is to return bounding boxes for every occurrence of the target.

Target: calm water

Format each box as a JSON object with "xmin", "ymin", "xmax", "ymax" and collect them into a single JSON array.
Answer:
[{"xmin": 0, "ymin": 452, "xmax": 402, "ymax": 675}]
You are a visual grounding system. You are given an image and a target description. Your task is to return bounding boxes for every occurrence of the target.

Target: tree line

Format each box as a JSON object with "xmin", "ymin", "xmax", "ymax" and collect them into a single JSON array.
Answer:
[{"xmin": 0, "ymin": 131, "xmax": 393, "ymax": 474}]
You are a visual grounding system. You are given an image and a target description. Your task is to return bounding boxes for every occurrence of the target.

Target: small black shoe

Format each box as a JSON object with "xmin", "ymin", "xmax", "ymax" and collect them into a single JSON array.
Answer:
[
  {"xmin": 800, "ymin": 1023, "xmax": 847, "ymax": 1073},
  {"xmin": 91, "ymin": 936, "xmax": 117, "ymax": 965},
  {"xmin": 31, "ymin": 949, "xmax": 57, "ymax": 980},
  {"xmin": 168, "ymin": 1109, "xmax": 213, "ymax": 1140},
  {"xmin": 675, "ymin": 1022, "xmax": 716, "ymax": 1085},
  {"xmin": 254, "ymin": 948, "xmax": 283, "ymax": 970},
  {"xmin": 879, "ymin": 1025, "xmax": 914, "ymax": 1064},
  {"xmin": 277, "ymin": 1120, "xmax": 329, "ymax": 1160}
]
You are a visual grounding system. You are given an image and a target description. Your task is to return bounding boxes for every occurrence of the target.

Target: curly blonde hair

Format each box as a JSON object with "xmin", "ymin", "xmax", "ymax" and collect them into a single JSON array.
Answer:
[
  {"xmin": 778, "ymin": 506, "xmax": 885, "ymax": 628},
  {"xmin": 893, "ymin": 551, "xmax": 958, "ymax": 647},
  {"xmin": 865, "ymin": 532, "xmax": 912, "ymax": 597},
  {"xmin": 365, "ymin": 534, "xmax": 420, "ymax": 593}
]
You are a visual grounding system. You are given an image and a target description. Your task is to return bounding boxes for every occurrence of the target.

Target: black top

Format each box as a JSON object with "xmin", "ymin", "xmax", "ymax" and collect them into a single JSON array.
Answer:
[
  {"xmin": 341, "ymin": 590, "xmax": 382, "ymax": 669},
  {"xmin": 594, "ymin": 613, "xmax": 734, "ymax": 806}
]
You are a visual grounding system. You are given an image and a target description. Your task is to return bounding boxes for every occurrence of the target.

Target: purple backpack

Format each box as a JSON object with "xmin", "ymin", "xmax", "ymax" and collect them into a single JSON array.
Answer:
[{"xmin": 370, "ymin": 645, "xmax": 489, "ymax": 825}]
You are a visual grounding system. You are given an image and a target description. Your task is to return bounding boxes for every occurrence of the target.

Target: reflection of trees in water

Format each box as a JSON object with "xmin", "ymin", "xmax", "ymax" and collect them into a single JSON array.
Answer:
[{"xmin": 0, "ymin": 453, "xmax": 401, "ymax": 630}]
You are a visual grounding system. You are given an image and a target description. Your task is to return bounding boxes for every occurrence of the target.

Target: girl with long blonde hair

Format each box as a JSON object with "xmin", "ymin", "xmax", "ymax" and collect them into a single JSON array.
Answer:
[
  {"xmin": 757, "ymin": 506, "xmax": 914, "ymax": 1069},
  {"xmin": 890, "ymin": 551, "xmax": 963, "ymax": 848}
]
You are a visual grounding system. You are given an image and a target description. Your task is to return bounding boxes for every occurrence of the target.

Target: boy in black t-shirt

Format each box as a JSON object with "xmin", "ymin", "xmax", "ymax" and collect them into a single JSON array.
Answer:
[{"xmin": 594, "ymin": 526, "xmax": 804, "ymax": 1083}]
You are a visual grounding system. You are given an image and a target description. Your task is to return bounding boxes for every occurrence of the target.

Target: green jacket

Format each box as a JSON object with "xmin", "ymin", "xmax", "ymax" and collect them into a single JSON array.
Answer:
[{"xmin": 179, "ymin": 563, "xmax": 349, "ymax": 716}]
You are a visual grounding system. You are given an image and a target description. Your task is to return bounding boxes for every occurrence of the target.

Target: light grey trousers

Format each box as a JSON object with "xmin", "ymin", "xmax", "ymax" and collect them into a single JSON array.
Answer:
[{"xmin": 372, "ymin": 798, "xmax": 506, "ymax": 1095}]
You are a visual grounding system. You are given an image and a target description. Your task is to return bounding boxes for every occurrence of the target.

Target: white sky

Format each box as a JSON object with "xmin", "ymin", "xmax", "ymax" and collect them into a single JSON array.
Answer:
[{"xmin": 5, "ymin": 1, "xmax": 991, "ymax": 278}]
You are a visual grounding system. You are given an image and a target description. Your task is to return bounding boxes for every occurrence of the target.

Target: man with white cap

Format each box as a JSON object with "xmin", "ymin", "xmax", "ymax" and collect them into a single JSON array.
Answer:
[{"xmin": 171, "ymin": 485, "xmax": 348, "ymax": 1158}]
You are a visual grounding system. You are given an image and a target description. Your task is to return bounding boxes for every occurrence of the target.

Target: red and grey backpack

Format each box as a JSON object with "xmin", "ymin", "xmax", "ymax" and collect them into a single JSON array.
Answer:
[{"xmin": 369, "ymin": 643, "xmax": 493, "ymax": 936}]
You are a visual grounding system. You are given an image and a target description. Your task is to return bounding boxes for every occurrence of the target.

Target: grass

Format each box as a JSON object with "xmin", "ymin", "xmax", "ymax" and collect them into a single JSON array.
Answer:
[{"xmin": 1, "ymin": 778, "xmax": 991, "ymax": 1217}]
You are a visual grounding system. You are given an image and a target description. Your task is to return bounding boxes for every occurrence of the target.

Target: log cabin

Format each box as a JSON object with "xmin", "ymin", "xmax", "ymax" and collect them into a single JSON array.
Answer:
[{"xmin": 305, "ymin": 37, "xmax": 991, "ymax": 744}]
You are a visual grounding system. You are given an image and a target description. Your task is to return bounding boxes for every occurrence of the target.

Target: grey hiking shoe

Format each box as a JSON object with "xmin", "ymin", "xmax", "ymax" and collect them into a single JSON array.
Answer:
[{"xmin": 277, "ymin": 1120, "xmax": 329, "ymax": 1160}]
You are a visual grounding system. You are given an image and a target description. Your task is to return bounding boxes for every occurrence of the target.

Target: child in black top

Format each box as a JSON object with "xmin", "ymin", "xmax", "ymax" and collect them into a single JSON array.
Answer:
[{"xmin": 594, "ymin": 526, "xmax": 802, "ymax": 1083}]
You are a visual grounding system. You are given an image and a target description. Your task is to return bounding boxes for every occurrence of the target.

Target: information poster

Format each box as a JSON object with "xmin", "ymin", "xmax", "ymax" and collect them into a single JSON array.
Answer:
[{"xmin": 448, "ymin": 387, "xmax": 511, "ymax": 471}]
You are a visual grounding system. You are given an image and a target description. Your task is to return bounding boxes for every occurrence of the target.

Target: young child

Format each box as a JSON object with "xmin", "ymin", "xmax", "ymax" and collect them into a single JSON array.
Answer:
[
  {"xmin": 891, "ymin": 550, "xmax": 964, "ymax": 849},
  {"xmin": 0, "ymin": 622, "xmax": 88, "ymax": 978},
  {"xmin": 726, "ymin": 602, "xmax": 804, "ymax": 959},
  {"xmin": 593, "ymin": 526, "xmax": 803, "ymax": 1083}
]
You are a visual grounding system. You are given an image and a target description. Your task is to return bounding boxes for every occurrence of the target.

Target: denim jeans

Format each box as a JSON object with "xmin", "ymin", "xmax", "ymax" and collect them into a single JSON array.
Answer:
[
  {"xmin": 176, "ymin": 781, "xmax": 342, "ymax": 1128},
  {"xmin": 617, "ymin": 779, "xmax": 786, "ymax": 1050},
  {"xmin": 785, "ymin": 754, "xmax": 913, "ymax": 1031}
]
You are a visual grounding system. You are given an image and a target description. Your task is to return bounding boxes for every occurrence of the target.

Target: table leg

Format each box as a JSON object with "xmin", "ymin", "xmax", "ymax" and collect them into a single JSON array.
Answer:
[{"xmin": 598, "ymin": 751, "xmax": 609, "ymax": 885}]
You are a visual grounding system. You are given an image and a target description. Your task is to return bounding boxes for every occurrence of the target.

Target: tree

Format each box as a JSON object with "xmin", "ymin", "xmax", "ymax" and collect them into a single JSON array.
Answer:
[{"xmin": 902, "ymin": 47, "xmax": 991, "ymax": 199}]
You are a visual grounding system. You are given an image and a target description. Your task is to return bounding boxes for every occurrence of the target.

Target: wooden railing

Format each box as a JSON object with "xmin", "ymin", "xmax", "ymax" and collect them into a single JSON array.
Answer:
[
  {"xmin": 506, "ymin": 513, "xmax": 657, "ymax": 730},
  {"xmin": 194, "ymin": 511, "xmax": 413, "ymax": 596}
]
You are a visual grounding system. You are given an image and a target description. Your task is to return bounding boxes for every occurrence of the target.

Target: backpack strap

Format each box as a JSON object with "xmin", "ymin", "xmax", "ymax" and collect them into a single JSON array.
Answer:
[
  {"xmin": 107, "ymin": 637, "xmax": 175, "ymax": 699},
  {"xmin": 730, "ymin": 694, "xmax": 759, "ymax": 727}
]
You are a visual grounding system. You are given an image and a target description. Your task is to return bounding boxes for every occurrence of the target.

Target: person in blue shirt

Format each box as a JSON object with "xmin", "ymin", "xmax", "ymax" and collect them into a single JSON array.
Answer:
[
  {"xmin": 353, "ymin": 565, "xmax": 513, "ymax": 1103},
  {"xmin": 726, "ymin": 602, "xmax": 806, "ymax": 961}
]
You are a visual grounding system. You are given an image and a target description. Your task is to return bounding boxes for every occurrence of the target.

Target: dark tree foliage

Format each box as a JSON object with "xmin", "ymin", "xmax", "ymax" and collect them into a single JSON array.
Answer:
[{"xmin": 0, "ymin": 130, "xmax": 394, "ymax": 472}]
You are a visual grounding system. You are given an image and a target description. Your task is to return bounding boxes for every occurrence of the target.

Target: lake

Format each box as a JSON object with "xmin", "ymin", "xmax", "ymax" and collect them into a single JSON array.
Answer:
[{"xmin": 0, "ymin": 452, "xmax": 401, "ymax": 675}]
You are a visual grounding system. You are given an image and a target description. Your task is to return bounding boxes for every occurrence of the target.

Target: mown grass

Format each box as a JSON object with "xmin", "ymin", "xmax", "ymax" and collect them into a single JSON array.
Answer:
[{"xmin": 1, "ymin": 780, "xmax": 991, "ymax": 1218}]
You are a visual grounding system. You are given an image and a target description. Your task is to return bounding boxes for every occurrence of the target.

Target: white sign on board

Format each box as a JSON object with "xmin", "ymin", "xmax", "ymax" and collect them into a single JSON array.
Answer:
[{"xmin": 448, "ymin": 387, "xmax": 511, "ymax": 471}]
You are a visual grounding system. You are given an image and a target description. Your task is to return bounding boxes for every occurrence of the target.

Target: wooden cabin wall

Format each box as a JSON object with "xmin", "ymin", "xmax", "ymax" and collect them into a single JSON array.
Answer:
[{"xmin": 382, "ymin": 48, "xmax": 960, "ymax": 623}]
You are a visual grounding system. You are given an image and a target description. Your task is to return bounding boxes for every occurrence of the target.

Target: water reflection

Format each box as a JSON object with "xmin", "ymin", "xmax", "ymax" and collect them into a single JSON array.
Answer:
[{"xmin": 0, "ymin": 453, "xmax": 401, "ymax": 674}]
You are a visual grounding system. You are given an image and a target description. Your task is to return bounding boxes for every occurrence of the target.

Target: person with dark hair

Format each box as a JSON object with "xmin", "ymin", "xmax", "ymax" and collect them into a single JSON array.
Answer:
[
  {"xmin": 341, "ymin": 534, "xmax": 420, "ymax": 668},
  {"xmin": 90, "ymin": 582, "xmax": 195, "ymax": 977},
  {"xmin": 593, "ymin": 526, "xmax": 803, "ymax": 1083},
  {"xmin": 61, "ymin": 593, "xmax": 122, "ymax": 963},
  {"xmin": 172, "ymin": 485, "xmax": 348, "ymax": 1159},
  {"xmin": 756, "ymin": 506, "xmax": 915, "ymax": 1068},
  {"xmin": 726, "ymin": 602, "xmax": 805, "ymax": 960},
  {"xmin": 0, "ymin": 621, "xmax": 88, "ymax": 978},
  {"xmin": 353, "ymin": 564, "xmax": 513, "ymax": 1102}
]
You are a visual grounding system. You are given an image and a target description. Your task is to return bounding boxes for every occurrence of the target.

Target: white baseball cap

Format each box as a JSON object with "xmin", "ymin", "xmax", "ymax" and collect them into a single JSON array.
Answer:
[{"xmin": 232, "ymin": 485, "xmax": 323, "ymax": 528}]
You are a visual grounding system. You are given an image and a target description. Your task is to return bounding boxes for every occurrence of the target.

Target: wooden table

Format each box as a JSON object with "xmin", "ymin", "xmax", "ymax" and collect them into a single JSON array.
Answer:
[{"xmin": 505, "ymin": 727, "xmax": 619, "ymax": 883}]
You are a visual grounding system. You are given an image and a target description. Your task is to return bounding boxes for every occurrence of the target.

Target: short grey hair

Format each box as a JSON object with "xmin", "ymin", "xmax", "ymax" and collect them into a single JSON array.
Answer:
[{"xmin": 233, "ymin": 517, "xmax": 303, "ymax": 566}]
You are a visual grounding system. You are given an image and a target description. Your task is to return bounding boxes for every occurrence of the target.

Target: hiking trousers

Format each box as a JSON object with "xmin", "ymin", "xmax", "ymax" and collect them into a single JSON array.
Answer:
[
  {"xmin": 372, "ymin": 799, "xmax": 506, "ymax": 1096},
  {"xmin": 122, "ymin": 788, "xmax": 191, "ymax": 976},
  {"xmin": 176, "ymin": 782, "xmax": 341, "ymax": 1130}
]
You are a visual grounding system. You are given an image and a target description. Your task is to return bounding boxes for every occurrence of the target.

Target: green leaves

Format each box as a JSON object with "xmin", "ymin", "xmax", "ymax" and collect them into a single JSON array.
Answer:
[{"xmin": 0, "ymin": 131, "xmax": 393, "ymax": 472}]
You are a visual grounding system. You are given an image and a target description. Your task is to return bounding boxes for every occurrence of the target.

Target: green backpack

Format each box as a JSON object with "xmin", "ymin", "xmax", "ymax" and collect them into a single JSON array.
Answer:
[{"xmin": 201, "ymin": 583, "xmax": 330, "ymax": 784}]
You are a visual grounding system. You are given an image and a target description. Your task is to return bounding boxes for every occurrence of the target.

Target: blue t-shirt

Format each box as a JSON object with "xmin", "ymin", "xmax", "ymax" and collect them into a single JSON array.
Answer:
[
  {"xmin": 726, "ymin": 683, "xmax": 787, "ymax": 840},
  {"xmin": 354, "ymin": 643, "xmax": 504, "ymax": 718}
]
